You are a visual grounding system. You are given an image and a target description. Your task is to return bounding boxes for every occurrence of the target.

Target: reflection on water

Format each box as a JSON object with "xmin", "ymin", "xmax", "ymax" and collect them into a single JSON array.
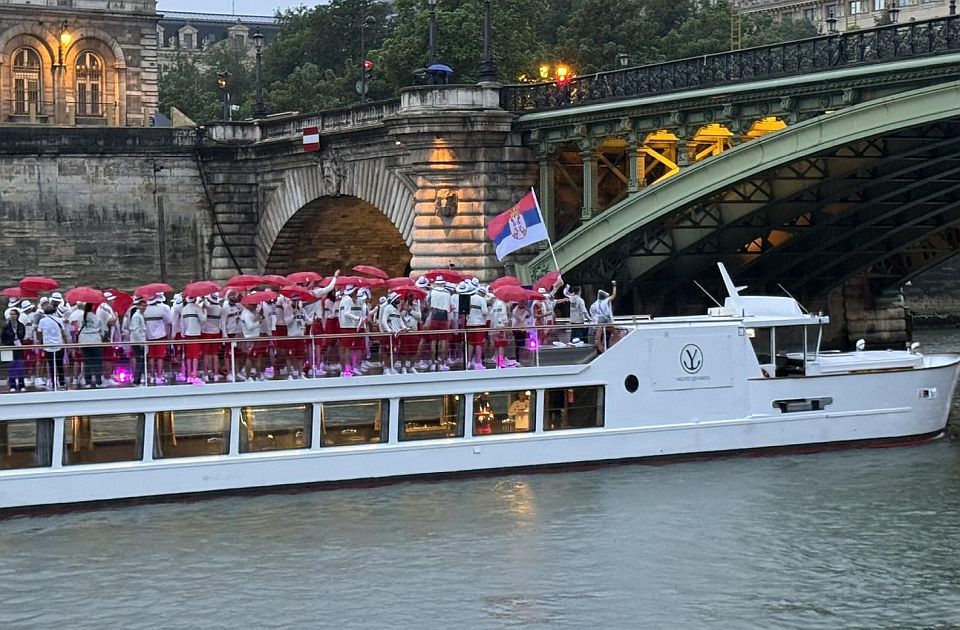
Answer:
[{"xmin": 0, "ymin": 330, "xmax": 958, "ymax": 628}]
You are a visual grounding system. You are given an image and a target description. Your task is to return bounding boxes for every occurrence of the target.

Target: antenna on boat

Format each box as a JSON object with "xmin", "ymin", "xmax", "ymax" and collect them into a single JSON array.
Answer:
[
  {"xmin": 777, "ymin": 283, "xmax": 810, "ymax": 314},
  {"xmin": 694, "ymin": 280, "xmax": 722, "ymax": 307},
  {"xmin": 717, "ymin": 263, "xmax": 746, "ymax": 297}
]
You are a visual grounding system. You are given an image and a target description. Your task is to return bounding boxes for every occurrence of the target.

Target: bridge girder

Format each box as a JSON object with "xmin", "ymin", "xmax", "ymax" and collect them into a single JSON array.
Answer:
[{"xmin": 521, "ymin": 80, "xmax": 960, "ymax": 312}]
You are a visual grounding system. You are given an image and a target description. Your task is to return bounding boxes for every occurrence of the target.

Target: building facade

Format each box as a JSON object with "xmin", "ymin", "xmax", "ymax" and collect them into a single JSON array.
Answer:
[
  {"xmin": 156, "ymin": 11, "xmax": 279, "ymax": 72},
  {"xmin": 738, "ymin": 0, "xmax": 956, "ymax": 34},
  {"xmin": 0, "ymin": 0, "xmax": 160, "ymax": 127}
]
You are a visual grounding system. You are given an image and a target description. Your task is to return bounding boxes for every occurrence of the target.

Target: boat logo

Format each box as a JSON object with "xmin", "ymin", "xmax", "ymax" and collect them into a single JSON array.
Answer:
[
  {"xmin": 680, "ymin": 344, "xmax": 703, "ymax": 374},
  {"xmin": 508, "ymin": 208, "xmax": 528, "ymax": 240}
]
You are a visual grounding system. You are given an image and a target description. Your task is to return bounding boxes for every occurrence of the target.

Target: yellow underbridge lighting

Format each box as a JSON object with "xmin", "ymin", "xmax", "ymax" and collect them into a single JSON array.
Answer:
[
  {"xmin": 690, "ymin": 123, "xmax": 735, "ymax": 162},
  {"xmin": 743, "ymin": 117, "xmax": 787, "ymax": 141},
  {"xmin": 639, "ymin": 130, "xmax": 680, "ymax": 187}
]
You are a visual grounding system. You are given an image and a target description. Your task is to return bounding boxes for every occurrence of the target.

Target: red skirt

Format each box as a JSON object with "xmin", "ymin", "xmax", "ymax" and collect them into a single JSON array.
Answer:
[
  {"xmin": 398, "ymin": 329, "xmax": 420, "ymax": 355},
  {"xmin": 183, "ymin": 336, "xmax": 203, "ymax": 360},
  {"xmin": 492, "ymin": 330, "xmax": 510, "ymax": 349},
  {"xmin": 201, "ymin": 332, "xmax": 223, "ymax": 355},
  {"xmin": 340, "ymin": 331, "xmax": 366, "ymax": 350},
  {"xmin": 466, "ymin": 325, "xmax": 487, "ymax": 346},
  {"xmin": 147, "ymin": 341, "xmax": 168, "ymax": 359},
  {"xmin": 424, "ymin": 317, "xmax": 451, "ymax": 343}
]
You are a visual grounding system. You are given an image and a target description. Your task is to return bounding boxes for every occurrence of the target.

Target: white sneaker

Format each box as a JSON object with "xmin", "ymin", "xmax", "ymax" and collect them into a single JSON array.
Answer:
[
  {"xmin": 438, "ymin": 364, "xmax": 450, "ymax": 372},
  {"xmin": 175, "ymin": 373, "xmax": 187, "ymax": 383},
  {"xmin": 474, "ymin": 363, "xmax": 486, "ymax": 370},
  {"xmin": 213, "ymin": 374, "xmax": 222, "ymax": 382},
  {"xmin": 154, "ymin": 377, "xmax": 166, "ymax": 385},
  {"xmin": 287, "ymin": 374, "xmax": 295, "ymax": 380},
  {"xmin": 8, "ymin": 385, "xmax": 15, "ymax": 392},
  {"xmin": 103, "ymin": 378, "xmax": 117, "ymax": 387},
  {"xmin": 415, "ymin": 360, "xmax": 429, "ymax": 370},
  {"xmin": 226, "ymin": 374, "xmax": 235, "ymax": 382},
  {"xmin": 408, "ymin": 367, "xmax": 419, "ymax": 374},
  {"xmin": 264, "ymin": 367, "xmax": 275, "ymax": 379}
]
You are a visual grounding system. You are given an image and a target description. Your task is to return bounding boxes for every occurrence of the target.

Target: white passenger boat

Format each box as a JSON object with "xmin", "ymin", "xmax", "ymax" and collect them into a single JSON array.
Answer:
[{"xmin": 1, "ymin": 265, "xmax": 957, "ymax": 515}]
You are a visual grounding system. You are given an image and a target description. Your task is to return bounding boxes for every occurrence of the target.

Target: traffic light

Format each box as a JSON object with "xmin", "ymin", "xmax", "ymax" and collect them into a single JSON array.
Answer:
[
  {"xmin": 555, "ymin": 64, "xmax": 571, "ymax": 87},
  {"xmin": 216, "ymin": 70, "xmax": 230, "ymax": 92},
  {"xmin": 362, "ymin": 59, "xmax": 374, "ymax": 81}
]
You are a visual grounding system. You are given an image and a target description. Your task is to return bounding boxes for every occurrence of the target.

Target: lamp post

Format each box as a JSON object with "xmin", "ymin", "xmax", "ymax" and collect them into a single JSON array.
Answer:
[
  {"xmin": 826, "ymin": 11, "xmax": 839, "ymax": 34},
  {"xmin": 478, "ymin": 0, "xmax": 498, "ymax": 82},
  {"xmin": 615, "ymin": 53, "xmax": 630, "ymax": 68},
  {"xmin": 252, "ymin": 30, "xmax": 266, "ymax": 119},
  {"xmin": 886, "ymin": 2, "xmax": 900, "ymax": 23},
  {"xmin": 359, "ymin": 14, "xmax": 376, "ymax": 104},
  {"xmin": 216, "ymin": 70, "xmax": 231, "ymax": 120},
  {"xmin": 57, "ymin": 19, "xmax": 72, "ymax": 67},
  {"xmin": 427, "ymin": 0, "xmax": 438, "ymax": 67},
  {"xmin": 951, "ymin": 0, "xmax": 956, "ymax": 15}
]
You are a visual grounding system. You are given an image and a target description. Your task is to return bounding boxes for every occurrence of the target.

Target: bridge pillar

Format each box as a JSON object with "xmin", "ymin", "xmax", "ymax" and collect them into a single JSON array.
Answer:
[
  {"xmin": 387, "ymin": 84, "xmax": 536, "ymax": 279},
  {"xmin": 626, "ymin": 140, "xmax": 640, "ymax": 194},
  {"xmin": 581, "ymin": 149, "xmax": 598, "ymax": 221},
  {"xmin": 537, "ymin": 150, "xmax": 556, "ymax": 240},
  {"xmin": 823, "ymin": 276, "xmax": 912, "ymax": 349}
]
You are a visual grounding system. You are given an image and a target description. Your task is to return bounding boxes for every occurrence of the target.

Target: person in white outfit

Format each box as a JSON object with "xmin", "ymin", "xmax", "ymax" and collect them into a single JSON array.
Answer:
[
  {"xmin": 378, "ymin": 292, "xmax": 406, "ymax": 374},
  {"xmin": 127, "ymin": 297, "xmax": 147, "ymax": 385},
  {"xmin": 281, "ymin": 297, "xmax": 307, "ymax": 378},
  {"xmin": 180, "ymin": 297, "xmax": 206, "ymax": 384},
  {"xmin": 239, "ymin": 302, "xmax": 264, "ymax": 380},
  {"xmin": 564, "ymin": 285, "xmax": 591, "ymax": 344},
  {"xmin": 589, "ymin": 281, "xmax": 618, "ymax": 352},
  {"xmin": 200, "ymin": 294, "xmax": 224, "ymax": 382},
  {"xmin": 462, "ymin": 281, "xmax": 489, "ymax": 370},
  {"xmin": 76, "ymin": 302, "xmax": 106, "ymax": 388},
  {"xmin": 221, "ymin": 292, "xmax": 243, "ymax": 380},
  {"xmin": 96, "ymin": 292, "xmax": 120, "ymax": 385},
  {"xmin": 338, "ymin": 285, "xmax": 363, "ymax": 376},
  {"xmin": 144, "ymin": 293, "xmax": 172, "ymax": 384}
]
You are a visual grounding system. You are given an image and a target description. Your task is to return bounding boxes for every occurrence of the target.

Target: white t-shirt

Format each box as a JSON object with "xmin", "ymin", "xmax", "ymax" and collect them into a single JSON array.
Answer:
[
  {"xmin": 466, "ymin": 294, "xmax": 488, "ymax": 326},
  {"xmin": 37, "ymin": 314, "xmax": 66, "ymax": 350},
  {"xmin": 239, "ymin": 308, "xmax": 262, "ymax": 339}
]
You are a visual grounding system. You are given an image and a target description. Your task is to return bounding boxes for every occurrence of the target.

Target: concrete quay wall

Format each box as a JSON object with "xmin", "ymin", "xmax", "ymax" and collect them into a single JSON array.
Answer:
[{"xmin": 0, "ymin": 127, "xmax": 211, "ymax": 292}]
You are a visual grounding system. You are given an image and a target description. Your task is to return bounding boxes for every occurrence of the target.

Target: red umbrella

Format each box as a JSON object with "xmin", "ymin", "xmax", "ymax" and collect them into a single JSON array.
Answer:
[
  {"xmin": 280, "ymin": 285, "xmax": 317, "ymax": 302},
  {"xmin": 262, "ymin": 274, "xmax": 290, "ymax": 287},
  {"xmin": 423, "ymin": 269, "xmax": 468, "ymax": 283},
  {"xmin": 134, "ymin": 282, "xmax": 174, "ymax": 298},
  {"xmin": 19, "ymin": 276, "xmax": 59, "ymax": 292},
  {"xmin": 489, "ymin": 276, "xmax": 522, "ymax": 291},
  {"xmin": 353, "ymin": 264, "xmax": 389, "ymax": 280},
  {"xmin": 533, "ymin": 271, "xmax": 562, "ymax": 293},
  {"xmin": 104, "ymin": 289, "xmax": 133, "ymax": 315},
  {"xmin": 387, "ymin": 276, "xmax": 413, "ymax": 290},
  {"xmin": 1, "ymin": 287, "xmax": 39, "ymax": 299},
  {"xmin": 65, "ymin": 287, "xmax": 105, "ymax": 305},
  {"xmin": 226, "ymin": 274, "xmax": 266, "ymax": 290},
  {"xmin": 183, "ymin": 281, "xmax": 222, "ymax": 299},
  {"xmin": 526, "ymin": 289, "xmax": 546, "ymax": 300},
  {"xmin": 287, "ymin": 271, "xmax": 323, "ymax": 285},
  {"xmin": 393, "ymin": 286, "xmax": 427, "ymax": 300},
  {"xmin": 494, "ymin": 285, "xmax": 535, "ymax": 302},
  {"xmin": 241, "ymin": 290, "xmax": 278, "ymax": 306}
]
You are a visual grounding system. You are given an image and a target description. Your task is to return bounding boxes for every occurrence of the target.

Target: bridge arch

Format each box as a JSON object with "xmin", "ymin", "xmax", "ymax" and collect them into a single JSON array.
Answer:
[
  {"xmin": 524, "ymin": 80, "xmax": 960, "ymax": 309},
  {"xmin": 257, "ymin": 157, "xmax": 416, "ymax": 273}
]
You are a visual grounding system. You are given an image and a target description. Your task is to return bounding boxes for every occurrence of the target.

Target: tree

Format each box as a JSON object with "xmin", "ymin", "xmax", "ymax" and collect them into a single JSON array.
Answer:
[
  {"xmin": 159, "ymin": 53, "xmax": 219, "ymax": 123},
  {"xmin": 158, "ymin": 43, "xmax": 256, "ymax": 123}
]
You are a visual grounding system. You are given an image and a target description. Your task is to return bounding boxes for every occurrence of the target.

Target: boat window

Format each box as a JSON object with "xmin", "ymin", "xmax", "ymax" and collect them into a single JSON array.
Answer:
[
  {"xmin": 399, "ymin": 395, "xmax": 464, "ymax": 441},
  {"xmin": 320, "ymin": 400, "xmax": 388, "ymax": 446},
  {"xmin": 240, "ymin": 404, "xmax": 312, "ymax": 453},
  {"xmin": 155, "ymin": 408, "xmax": 231, "ymax": 459},
  {"xmin": 748, "ymin": 327, "xmax": 772, "ymax": 364},
  {"xmin": 545, "ymin": 386, "xmax": 604, "ymax": 430},
  {"xmin": 774, "ymin": 326, "xmax": 806, "ymax": 377},
  {"xmin": 0, "ymin": 419, "xmax": 53, "ymax": 469},
  {"xmin": 63, "ymin": 414, "xmax": 145, "ymax": 465},
  {"xmin": 473, "ymin": 390, "xmax": 535, "ymax": 436}
]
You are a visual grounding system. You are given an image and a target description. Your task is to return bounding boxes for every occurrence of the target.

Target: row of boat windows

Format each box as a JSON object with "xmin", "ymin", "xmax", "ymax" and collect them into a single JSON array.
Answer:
[{"xmin": 0, "ymin": 386, "xmax": 605, "ymax": 470}]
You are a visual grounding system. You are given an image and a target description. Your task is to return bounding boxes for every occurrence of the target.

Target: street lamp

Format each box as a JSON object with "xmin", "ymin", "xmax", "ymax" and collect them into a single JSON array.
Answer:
[
  {"xmin": 427, "ymin": 0, "xmax": 438, "ymax": 67},
  {"xmin": 886, "ymin": 2, "xmax": 901, "ymax": 23},
  {"xmin": 359, "ymin": 14, "xmax": 376, "ymax": 104},
  {"xmin": 58, "ymin": 19, "xmax": 72, "ymax": 66},
  {"xmin": 216, "ymin": 69, "xmax": 231, "ymax": 120},
  {"xmin": 615, "ymin": 53, "xmax": 631, "ymax": 68},
  {"xmin": 950, "ymin": 0, "xmax": 956, "ymax": 15},
  {"xmin": 252, "ymin": 30, "xmax": 266, "ymax": 119},
  {"xmin": 478, "ymin": 0, "xmax": 498, "ymax": 82},
  {"xmin": 826, "ymin": 10, "xmax": 838, "ymax": 33}
]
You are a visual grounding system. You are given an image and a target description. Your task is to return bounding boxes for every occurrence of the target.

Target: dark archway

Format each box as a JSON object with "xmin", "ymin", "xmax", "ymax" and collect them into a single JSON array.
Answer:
[{"xmin": 265, "ymin": 196, "xmax": 411, "ymax": 277}]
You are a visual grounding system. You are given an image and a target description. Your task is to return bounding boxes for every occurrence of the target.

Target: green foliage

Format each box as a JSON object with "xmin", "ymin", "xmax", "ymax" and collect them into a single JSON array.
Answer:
[{"xmin": 158, "ymin": 0, "xmax": 822, "ymax": 122}]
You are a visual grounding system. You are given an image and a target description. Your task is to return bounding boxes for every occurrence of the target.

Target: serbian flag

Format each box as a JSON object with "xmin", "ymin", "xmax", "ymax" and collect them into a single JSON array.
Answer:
[{"xmin": 486, "ymin": 190, "xmax": 549, "ymax": 260}]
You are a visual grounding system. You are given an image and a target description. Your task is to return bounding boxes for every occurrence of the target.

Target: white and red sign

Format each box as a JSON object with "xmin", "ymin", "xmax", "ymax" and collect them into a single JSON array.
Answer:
[{"xmin": 302, "ymin": 126, "xmax": 320, "ymax": 152}]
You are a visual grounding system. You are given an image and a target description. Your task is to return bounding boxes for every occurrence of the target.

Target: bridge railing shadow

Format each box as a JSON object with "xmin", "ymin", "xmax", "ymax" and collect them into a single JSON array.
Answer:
[{"xmin": 502, "ymin": 15, "xmax": 960, "ymax": 112}]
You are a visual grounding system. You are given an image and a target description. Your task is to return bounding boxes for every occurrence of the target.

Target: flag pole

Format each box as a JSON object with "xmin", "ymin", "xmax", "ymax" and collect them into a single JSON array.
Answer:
[{"xmin": 530, "ymin": 187, "xmax": 561, "ymax": 272}]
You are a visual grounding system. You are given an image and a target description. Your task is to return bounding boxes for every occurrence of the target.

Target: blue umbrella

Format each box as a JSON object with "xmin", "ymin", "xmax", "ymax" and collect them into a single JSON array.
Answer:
[{"xmin": 428, "ymin": 64, "xmax": 454, "ymax": 74}]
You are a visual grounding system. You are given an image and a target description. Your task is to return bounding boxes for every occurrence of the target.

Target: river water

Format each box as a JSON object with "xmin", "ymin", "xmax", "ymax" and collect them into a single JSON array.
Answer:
[{"xmin": 2, "ymin": 330, "xmax": 960, "ymax": 629}]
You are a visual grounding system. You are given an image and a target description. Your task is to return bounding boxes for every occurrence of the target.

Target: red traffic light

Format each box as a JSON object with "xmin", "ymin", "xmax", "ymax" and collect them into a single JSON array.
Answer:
[{"xmin": 362, "ymin": 59, "xmax": 374, "ymax": 71}]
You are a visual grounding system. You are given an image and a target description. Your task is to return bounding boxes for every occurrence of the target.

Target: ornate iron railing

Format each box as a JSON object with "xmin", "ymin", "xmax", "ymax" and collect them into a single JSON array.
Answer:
[{"xmin": 500, "ymin": 15, "xmax": 960, "ymax": 112}]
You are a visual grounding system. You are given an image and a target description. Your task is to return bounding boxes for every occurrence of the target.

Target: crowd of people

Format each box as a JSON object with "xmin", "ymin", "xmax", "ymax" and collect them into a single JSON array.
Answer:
[{"xmin": 0, "ymin": 270, "xmax": 619, "ymax": 392}]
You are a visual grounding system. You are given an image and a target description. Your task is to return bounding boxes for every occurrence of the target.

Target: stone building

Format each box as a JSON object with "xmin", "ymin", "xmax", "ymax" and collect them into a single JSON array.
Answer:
[
  {"xmin": 156, "ymin": 11, "xmax": 279, "ymax": 72},
  {"xmin": 0, "ymin": 0, "xmax": 159, "ymax": 127},
  {"xmin": 737, "ymin": 0, "xmax": 955, "ymax": 34}
]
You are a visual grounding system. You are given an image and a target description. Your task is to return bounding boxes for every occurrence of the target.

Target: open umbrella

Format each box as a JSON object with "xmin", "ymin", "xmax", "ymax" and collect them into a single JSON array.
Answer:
[
  {"xmin": 241, "ymin": 290, "xmax": 278, "ymax": 306},
  {"xmin": 489, "ymin": 276, "xmax": 522, "ymax": 291},
  {"xmin": 226, "ymin": 274, "xmax": 266, "ymax": 290},
  {"xmin": 494, "ymin": 285, "xmax": 536, "ymax": 302},
  {"xmin": 134, "ymin": 282, "xmax": 174, "ymax": 298},
  {"xmin": 533, "ymin": 271, "xmax": 563, "ymax": 293},
  {"xmin": 423, "ymin": 269, "xmax": 468, "ymax": 283},
  {"xmin": 387, "ymin": 276, "xmax": 414, "ymax": 290},
  {"xmin": 287, "ymin": 271, "xmax": 323, "ymax": 285},
  {"xmin": 65, "ymin": 287, "xmax": 105, "ymax": 305},
  {"xmin": 335, "ymin": 275, "xmax": 384, "ymax": 289},
  {"xmin": 393, "ymin": 286, "xmax": 427, "ymax": 300},
  {"xmin": 183, "ymin": 281, "xmax": 222, "ymax": 299},
  {"xmin": 19, "ymin": 276, "xmax": 59, "ymax": 292},
  {"xmin": 428, "ymin": 64, "xmax": 454, "ymax": 74},
  {"xmin": 526, "ymin": 289, "xmax": 546, "ymax": 300},
  {"xmin": 262, "ymin": 274, "xmax": 291, "ymax": 288},
  {"xmin": 353, "ymin": 264, "xmax": 389, "ymax": 280},
  {"xmin": 1, "ymin": 287, "xmax": 39, "ymax": 299},
  {"xmin": 104, "ymin": 289, "xmax": 133, "ymax": 315},
  {"xmin": 279, "ymin": 285, "xmax": 317, "ymax": 302}
]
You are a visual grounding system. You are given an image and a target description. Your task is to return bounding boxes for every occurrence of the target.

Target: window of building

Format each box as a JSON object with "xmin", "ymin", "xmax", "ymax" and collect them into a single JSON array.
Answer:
[
  {"xmin": 233, "ymin": 34, "xmax": 246, "ymax": 49},
  {"xmin": 545, "ymin": 386, "xmax": 604, "ymax": 430},
  {"xmin": 803, "ymin": 8, "xmax": 816, "ymax": 20},
  {"xmin": 826, "ymin": 4, "xmax": 839, "ymax": 17},
  {"xmin": 155, "ymin": 408, "xmax": 230, "ymax": 459},
  {"xmin": 240, "ymin": 404, "xmax": 311, "ymax": 452},
  {"xmin": 849, "ymin": 0, "xmax": 863, "ymax": 13},
  {"xmin": 399, "ymin": 395, "xmax": 464, "ymax": 441},
  {"xmin": 12, "ymin": 48, "xmax": 42, "ymax": 115},
  {"xmin": 0, "ymin": 419, "xmax": 53, "ymax": 469},
  {"xmin": 873, "ymin": 0, "xmax": 884, "ymax": 10},
  {"xmin": 63, "ymin": 414, "xmax": 145, "ymax": 465},
  {"xmin": 75, "ymin": 51, "xmax": 103, "ymax": 116},
  {"xmin": 473, "ymin": 390, "xmax": 535, "ymax": 436},
  {"xmin": 320, "ymin": 400, "xmax": 388, "ymax": 446}
]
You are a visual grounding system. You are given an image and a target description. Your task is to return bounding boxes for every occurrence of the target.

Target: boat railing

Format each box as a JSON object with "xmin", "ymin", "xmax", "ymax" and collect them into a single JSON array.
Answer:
[{"xmin": 0, "ymin": 319, "xmax": 655, "ymax": 394}]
